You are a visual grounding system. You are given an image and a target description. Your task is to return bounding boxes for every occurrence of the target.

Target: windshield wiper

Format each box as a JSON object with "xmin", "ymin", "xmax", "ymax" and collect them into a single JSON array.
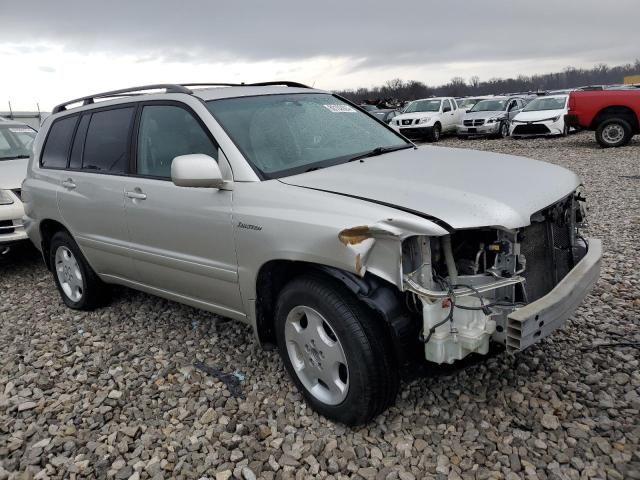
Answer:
[
  {"xmin": 0, "ymin": 155, "xmax": 30, "ymax": 160},
  {"xmin": 346, "ymin": 144, "xmax": 414, "ymax": 163}
]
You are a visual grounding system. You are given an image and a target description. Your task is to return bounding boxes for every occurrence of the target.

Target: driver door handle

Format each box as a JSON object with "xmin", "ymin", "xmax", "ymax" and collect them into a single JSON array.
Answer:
[
  {"xmin": 62, "ymin": 179, "xmax": 76, "ymax": 189},
  {"xmin": 126, "ymin": 191, "xmax": 147, "ymax": 200}
]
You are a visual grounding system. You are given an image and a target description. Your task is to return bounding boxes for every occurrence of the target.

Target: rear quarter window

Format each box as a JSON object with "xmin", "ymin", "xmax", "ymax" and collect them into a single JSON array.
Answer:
[
  {"xmin": 41, "ymin": 116, "xmax": 78, "ymax": 168},
  {"xmin": 82, "ymin": 107, "xmax": 135, "ymax": 173}
]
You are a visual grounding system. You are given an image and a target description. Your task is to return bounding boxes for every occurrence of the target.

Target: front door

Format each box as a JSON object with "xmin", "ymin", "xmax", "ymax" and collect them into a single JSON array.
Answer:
[{"xmin": 123, "ymin": 103, "xmax": 243, "ymax": 317}]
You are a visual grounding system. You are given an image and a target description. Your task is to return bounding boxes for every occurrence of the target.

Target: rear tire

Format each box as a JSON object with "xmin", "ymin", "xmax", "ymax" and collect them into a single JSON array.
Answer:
[
  {"xmin": 49, "ymin": 231, "xmax": 106, "ymax": 310},
  {"xmin": 595, "ymin": 118, "xmax": 632, "ymax": 148},
  {"xmin": 275, "ymin": 274, "xmax": 399, "ymax": 425},
  {"xmin": 427, "ymin": 123, "xmax": 441, "ymax": 142}
]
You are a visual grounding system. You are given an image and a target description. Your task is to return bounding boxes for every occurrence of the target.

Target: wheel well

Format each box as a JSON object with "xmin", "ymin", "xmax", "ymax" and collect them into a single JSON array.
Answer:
[
  {"xmin": 255, "ymin": 260, "xmax": 422, "ymax": 368},
  {"xmin": 39, "ymin": 219, "xmax": 70, "ymax": 270},
  {"xmin": 591, "ymin": 106, "xmax": 639, "ymax": 132}
]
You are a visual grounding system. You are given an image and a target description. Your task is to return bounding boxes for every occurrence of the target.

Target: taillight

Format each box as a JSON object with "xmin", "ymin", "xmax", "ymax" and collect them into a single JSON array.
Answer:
[{"xmin": 568, "ymin": 94, "xmax": 576, "ymax": 112}]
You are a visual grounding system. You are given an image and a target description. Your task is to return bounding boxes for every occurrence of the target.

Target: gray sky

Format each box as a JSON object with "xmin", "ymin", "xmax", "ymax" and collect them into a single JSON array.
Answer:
[{"xmin": 1, "ymin": 0, "xmax": 638, "ymax": 109}]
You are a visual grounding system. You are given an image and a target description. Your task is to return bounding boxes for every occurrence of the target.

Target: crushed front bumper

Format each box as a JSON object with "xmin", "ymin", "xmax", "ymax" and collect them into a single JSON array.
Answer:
[{"xmin": 506, "ymin": 238, "xmax": 602, "ymax": 352}]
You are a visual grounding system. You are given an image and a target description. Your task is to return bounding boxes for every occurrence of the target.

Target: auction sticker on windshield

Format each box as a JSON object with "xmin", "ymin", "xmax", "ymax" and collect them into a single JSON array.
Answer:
[
  {"xmin": 323, "ymin": 104, "xmax": 356, "ymax": 113},
  {"xmin": 9, "ymin": 128, "xmax": 34, "ymax": 133}
]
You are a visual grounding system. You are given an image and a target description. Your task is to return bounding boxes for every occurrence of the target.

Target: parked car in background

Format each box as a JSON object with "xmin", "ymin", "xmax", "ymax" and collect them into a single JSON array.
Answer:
[
  {"xmin": 359, "ymin": 104, "xmax": 378, "ymax": 112},
  {"xmin": 23, "ymin": 82, "xmax": 601, "ymax": 426},
  {"xmin": 390, "ymin": 97, "xmax": 463, "ymax": 142},
  {"xmin": 457, "ymin": 96, "xmax": 526, "ymax": 138},
  {"xmin": 566, "ymin": 89, "xmax": 640, "ymax": 147},
  {"xmin": 455, "ymin": 96, "xmax": 489, "ymax": 112},
  {"xmin": 0, "ymin": 120, "xmax": 37, "ymax": 256},
  {"xmin": 510, "ymin": 95, "xmax": 570, "ymax": 137},
  {"xmin": 369, "ymin": 108, "xmax": 400, "ymax": 124}
]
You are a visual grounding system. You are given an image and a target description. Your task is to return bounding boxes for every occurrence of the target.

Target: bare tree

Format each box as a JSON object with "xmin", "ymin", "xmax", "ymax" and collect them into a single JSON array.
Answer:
[{"xmin": 335, "ymin": 59, "xmax": 640, "ymax": 103}]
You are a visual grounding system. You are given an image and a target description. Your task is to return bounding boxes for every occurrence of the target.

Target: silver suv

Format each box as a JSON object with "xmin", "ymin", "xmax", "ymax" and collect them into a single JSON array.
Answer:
[{"xmin": 23, "ymin": 83, "xmax": 601, "ymax": 425}]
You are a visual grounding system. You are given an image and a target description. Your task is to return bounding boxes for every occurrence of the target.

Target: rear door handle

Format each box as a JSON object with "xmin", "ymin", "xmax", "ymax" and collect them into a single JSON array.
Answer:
[
  {"xmin": 126, "ymin": 191, "xmax": 147, "ymax": 200},
  {"xmin": 62, "ymin": 179, "xmax": 76, "ymax": 189}
]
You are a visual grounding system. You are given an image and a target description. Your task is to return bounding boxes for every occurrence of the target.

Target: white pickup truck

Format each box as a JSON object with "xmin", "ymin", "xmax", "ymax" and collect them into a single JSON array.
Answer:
[{"xmin": 390, "ymin": 97, "xmax": 465, "ymax": 142}]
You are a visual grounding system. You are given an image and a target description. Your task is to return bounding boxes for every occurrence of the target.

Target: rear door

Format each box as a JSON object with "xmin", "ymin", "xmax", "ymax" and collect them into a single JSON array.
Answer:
[
  {"xmin": 53, "ymin": 106, "xmax": 136, "ymax": 278},
  {"xmin": 123, "ymin": 102, "xmax": 243, "ymax": 317}
]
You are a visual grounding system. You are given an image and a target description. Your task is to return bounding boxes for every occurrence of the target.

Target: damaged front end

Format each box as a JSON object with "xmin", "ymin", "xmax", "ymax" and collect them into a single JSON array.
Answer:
[{"xmin": 401, "ymin": 190, "xmax": 599, "ymax": 364}]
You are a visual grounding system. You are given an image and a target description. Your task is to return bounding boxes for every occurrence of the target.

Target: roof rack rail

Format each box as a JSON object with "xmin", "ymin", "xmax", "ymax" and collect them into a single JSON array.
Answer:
[
  {"xmin": 180, "ymin": 81, "xmax": 311, "ymax": 89},
  {"xmin": 51, "ymin": 81, "xmax": 312, "ymax": 114},
  {"xmin": 51, "ymin": 84, "xmax": 193, "ymax": 114}
]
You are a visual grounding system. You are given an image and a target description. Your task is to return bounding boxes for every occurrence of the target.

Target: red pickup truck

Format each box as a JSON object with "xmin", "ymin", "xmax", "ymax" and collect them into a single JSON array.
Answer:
[{"xmin": 566, "ymin": 89, "xmax": 640, "ymax": 147}]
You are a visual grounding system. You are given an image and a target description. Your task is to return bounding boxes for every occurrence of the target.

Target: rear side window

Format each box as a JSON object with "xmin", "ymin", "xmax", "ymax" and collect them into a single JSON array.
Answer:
[
  {"xmin": 41, "ymin": 116, "xmax": 78, "ymax": 168},
  {"xmin": 83, "ymin": 107, "xmax": 135, "ymax": 173}
]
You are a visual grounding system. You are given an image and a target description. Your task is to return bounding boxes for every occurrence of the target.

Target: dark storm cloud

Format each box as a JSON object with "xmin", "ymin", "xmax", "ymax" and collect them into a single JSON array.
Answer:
[{"xmin": 1, "ymin": 0, "xmax": 638, "ymax": 68}]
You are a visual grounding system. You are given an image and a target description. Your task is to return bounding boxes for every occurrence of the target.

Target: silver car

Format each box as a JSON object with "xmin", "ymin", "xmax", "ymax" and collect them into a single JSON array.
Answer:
[
  {"xmin": 457, "ymin": 96, "xmax": 527, "ymax": 138},
  {"xmin": 23, "ymin": 83, "xmax": 601, "ymax": 425}
]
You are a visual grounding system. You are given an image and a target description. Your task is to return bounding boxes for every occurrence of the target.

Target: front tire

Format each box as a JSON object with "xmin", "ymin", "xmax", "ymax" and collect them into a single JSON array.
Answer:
[
  {"xmin": 595, "ymin": 118, "xmax": 632, "ymax": 148},
  {"xmin": 496, "ymin": 122, "xmax": 509, "ymax": 139},
  {"xmin": 275, "ymin": 274, "xmax": 399, "ymax": 425},
  {"xmin": 49, "ymin": 231, "xmax": 105, "ymax": 310},
  {"xmin": 427, "ymin": 123, "xmax": 441, "ymax": 142}
]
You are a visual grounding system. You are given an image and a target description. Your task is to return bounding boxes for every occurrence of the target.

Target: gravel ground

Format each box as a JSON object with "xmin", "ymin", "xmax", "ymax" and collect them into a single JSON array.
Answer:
[{"xmin": 1, "ymin": 131, "xmax": 639, "ymax": 480}]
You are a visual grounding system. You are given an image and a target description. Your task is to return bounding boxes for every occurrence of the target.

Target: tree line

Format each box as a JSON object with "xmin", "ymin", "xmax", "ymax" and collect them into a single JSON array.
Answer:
[{"xmin": 335, "ymin": 60, "xmax": 640, "ymax": 103}]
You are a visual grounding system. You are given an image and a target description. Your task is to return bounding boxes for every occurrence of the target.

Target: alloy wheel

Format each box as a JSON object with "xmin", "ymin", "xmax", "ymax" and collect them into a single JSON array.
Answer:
[
  {"xmin": 284, "ymin": 305, "xmax": 349, "ymax": 405},
  {"xmin": 55, "ymin": 246, "xmax": 84, "ymax": 302}
]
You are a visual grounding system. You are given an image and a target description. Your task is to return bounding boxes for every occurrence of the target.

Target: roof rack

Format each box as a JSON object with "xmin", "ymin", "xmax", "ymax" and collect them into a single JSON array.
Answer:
[
  {"xmin": 181, "ymin": 81, "xmax": 310, "ymax": 89},
  {"xmin": 51, "ymin": 81, "xmax": 312, "ymax": 114},
  {"xmin": 52, "ymin": 84, "xmax": 193, "ymax": 114}
]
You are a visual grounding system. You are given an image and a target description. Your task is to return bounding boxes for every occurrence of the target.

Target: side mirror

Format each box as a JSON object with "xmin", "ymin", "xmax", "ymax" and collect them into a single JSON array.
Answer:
[{"xmin": 171, "ymin": 154, "xmax": 226, "ymax": 188}]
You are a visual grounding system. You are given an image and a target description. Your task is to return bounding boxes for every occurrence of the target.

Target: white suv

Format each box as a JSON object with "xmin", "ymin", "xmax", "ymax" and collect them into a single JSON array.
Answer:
[{"xmin": 390, "ymin": 97, "xmax": 464, "ymax": 142}]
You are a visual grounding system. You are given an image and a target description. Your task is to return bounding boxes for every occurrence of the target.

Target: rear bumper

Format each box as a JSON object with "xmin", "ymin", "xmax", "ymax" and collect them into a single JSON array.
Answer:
[
  {"xmin": 506, "ymin": 238, "xmax": 602, "ymax": 352},
  {"xmin": 564, "ymin": 114, "xmax": 584, "ymax": 129}
]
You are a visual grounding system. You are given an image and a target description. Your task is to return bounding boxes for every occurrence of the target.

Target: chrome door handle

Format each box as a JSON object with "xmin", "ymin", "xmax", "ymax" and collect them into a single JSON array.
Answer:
[
  {"xmin": 62, "ymin": 179, "xmax": 76, "ymax": 189},
  {"xmin": 126, "ymin": 191, "xmax": 147, "ymax": 200}
]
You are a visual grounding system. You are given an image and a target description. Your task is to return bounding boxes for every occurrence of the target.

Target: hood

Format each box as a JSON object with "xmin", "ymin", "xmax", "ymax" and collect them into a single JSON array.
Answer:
[
  {"xmin": 395, "ymin": 111, "xmax": 438, "ymax": 121},
  {"xmin": 280, "ymin": 146, "xmax": 579, "ymax": 230},
  {"xmin": 0, "ymin": 158, "xmax": 28, "ymax": 189},
  {"xmin": 464, "ymin": 110, "xmax": 505, "ymax": 121},
  {"xmin": 513, "ymin": 109, "xmax": 566, "ymax": 122}
]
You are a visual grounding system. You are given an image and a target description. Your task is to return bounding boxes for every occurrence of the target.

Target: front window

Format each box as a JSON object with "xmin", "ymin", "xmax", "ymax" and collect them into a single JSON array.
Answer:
[
  {"xmin": 469, "ymin": 99, "xmax": 508, "ymax": 112},
  {"xmin": 403, "ymin": 99, "xmax": 442, "ymax": 113},
  {"xmin": 523, "ymin": 96, "xmax": 568, "ymax": 112},
  {"xmin": 206, "ymin": 93, "xmax": 408, "ymax": 179},
  {"xmin": 0, "ymin": 125, "xmax": 36, "ymax": 161}
]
